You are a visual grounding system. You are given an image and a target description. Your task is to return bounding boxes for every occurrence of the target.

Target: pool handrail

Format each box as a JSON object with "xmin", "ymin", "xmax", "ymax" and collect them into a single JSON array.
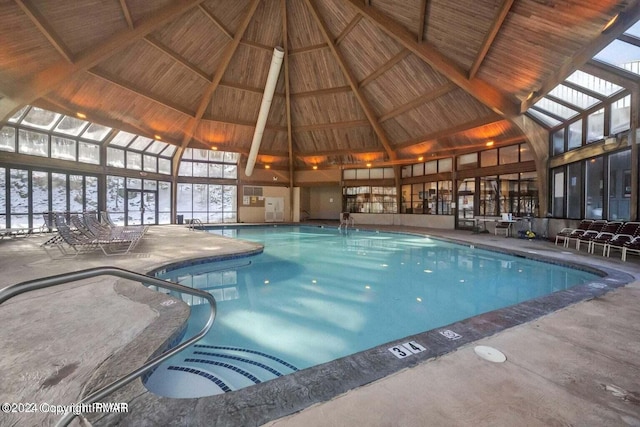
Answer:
[{"xmin": 0, "ymin": 266, "xmax": 217, "ymax": 427}]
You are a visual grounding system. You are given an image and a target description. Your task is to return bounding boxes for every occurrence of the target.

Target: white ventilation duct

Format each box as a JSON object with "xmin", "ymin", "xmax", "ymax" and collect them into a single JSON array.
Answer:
[{"xmin": 245, "ymin": 46, "xmax": 285, "ymax": 176}]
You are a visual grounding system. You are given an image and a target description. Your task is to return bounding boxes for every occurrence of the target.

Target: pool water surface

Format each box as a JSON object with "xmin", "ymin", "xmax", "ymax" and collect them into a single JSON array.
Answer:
[{"xmin": 144, "ymin": 226, "xmax": 597, "ymax": 397}]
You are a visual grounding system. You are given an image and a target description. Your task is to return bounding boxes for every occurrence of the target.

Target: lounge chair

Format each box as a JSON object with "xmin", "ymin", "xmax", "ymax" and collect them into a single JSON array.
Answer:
[
  {"xmin": 564, "ymin": 220, "xmax": 606, "ymax": 249},
  {"xmin": 603, "ymin": 222, "xmax": 640, "ymax": 257},
  {"xmin": 593, "ymin": 221, "xmax": 640, "ymax": 256},
  {"xmin": 621, "ymin": 236, "xmax": 640, "ymax": 261},
  {"xmin": 555, "ymin": 219, "xmax": 592, "ymax": 246},
  {"xmin": 575, "ymin": 221, "xmax": 622, "ymax": 251}
]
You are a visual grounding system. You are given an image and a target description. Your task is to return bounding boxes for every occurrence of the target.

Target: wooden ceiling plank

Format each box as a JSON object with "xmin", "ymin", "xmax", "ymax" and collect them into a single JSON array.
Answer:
[
  {"xmin": 468, "ymin": 0, "xmax": 514, "ymax": 79},
  {"xmin": 521, "ymin": 0, "xmax": 640, "ymax": 112},
  {"xmin": 379, "ymin": 81, "xmax": 457, "ymax": 122},
  {"xmin": 296, "ymin": 146, "xmax": 381, "ymax": 156},
  {"xmin": 1, "ymin": 0, "xmax": 207, "ymax": 119},
  {"xmin": 88, "ymin": 68, "xmax": 196, "ymax": 117},
  {"xmin": 306, "ymin": 0, "xmax": 397, "ymax": 160},
  {"xmin": 144, "ymin": 36, "xmax": 212, "ymax": 82},
  {"xmin": 345, "ymin": 0, "xmax": 519, "ymax": 119},
  {"xmin": 198, "ymin": 4, "xmax": 233, "ymax": 39},
  {"xmin": 178, "ymin": 0, "xmax": 262, "ymax": 153},
  {"xmin": 359, "ymin": 49, "xmax": 410, "ymax": 87},
  {"xmin": 335, "ymin": 15, "xmax": 362, "ymax": 46},
  {"xmin": 203, "ymin": 116, "xmax": 286, "ymax": 132},
  {"xmin": 119, "ymin": 0, "xmax": 134, "ymax": 29},
  {"xmin": 14, "ymin": 0, "xmax": 74, "ymax": 63},
  {"xmin": 220, "ymin": 80, "xmax": 285, "ymax": 96}
]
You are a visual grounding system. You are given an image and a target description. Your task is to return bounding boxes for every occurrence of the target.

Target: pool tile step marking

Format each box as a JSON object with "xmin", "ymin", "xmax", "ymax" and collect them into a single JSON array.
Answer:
[{"xmin": 388, "ymin": 341, "xmax": 426, "ymax": 359}]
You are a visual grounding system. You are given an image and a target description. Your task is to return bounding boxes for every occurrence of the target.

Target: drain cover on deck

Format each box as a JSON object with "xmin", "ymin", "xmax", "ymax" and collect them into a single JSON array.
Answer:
[{"xmin": 474, "ymin": 346, "xmax": 506, "ymax": 363}]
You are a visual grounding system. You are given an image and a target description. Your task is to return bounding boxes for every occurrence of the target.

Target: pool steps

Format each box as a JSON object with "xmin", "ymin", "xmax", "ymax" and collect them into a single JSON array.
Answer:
[{"xmin": 152, "ymin": 345, "xmax": 298, "ymax": 395}]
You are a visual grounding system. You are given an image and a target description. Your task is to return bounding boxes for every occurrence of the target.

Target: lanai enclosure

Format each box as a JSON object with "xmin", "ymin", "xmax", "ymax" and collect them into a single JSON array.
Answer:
[{"xmin": 1, "ymin": 0, "xmax": 640, "ymax": 234}]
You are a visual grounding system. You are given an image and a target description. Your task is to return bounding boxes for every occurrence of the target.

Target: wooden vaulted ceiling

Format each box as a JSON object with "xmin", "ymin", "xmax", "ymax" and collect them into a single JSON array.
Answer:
[{"xmin": 0, "ymin": 0, "xmax": 638, "ymax": 169}]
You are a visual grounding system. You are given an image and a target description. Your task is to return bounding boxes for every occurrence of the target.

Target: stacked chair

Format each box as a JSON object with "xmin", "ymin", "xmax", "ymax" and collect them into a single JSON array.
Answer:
[{"xmin": 41, "ymin": 211, "xmax": 147, "ymax": 258}]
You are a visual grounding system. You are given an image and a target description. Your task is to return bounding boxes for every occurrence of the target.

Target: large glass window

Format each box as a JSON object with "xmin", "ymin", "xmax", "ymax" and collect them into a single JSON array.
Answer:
[
  {"xmin": 177, "ymin": 182, "xmax": 237, "ymax": 223},
  {"xmin": 552, "ymin": 168, "xmax": 564, "ymax": 217},
  {"xmin": 587, "ymin": 108, "xmax": 605, "ymax": 143},
  {"xmin": 344, "ymin": 186, "xmax": 396, "ymax": 214},
  {"xmin": 0, "ymin": 168, "xmax": 5, "ymax": 228},
  {"xmin": 608, "ymin": 150, "xmax": 631, "ymax": 220},
  {"xmin": 585, "ymin": 158, "xmax": 604, "ymax": 219},
  {"xmin": 552, "ymin": 129, "xmax": 565, "ymax": 155},
  {"xmin": 567, "ymin": 120, "xmax": 582, "ymax": 150},
  {"xmin": 566, "ymin": 163, "xmax": 582, "ymax": 219},
  {"xmin": 18, "ymin": 129, "xmax": 48, "ymax": 157},
  {"xmin": 51, "ymin": 136, "xmax": 76, "ymax": 161},
  {"xmin": 479, "ymin": 176, "xmax": 498, "ymax": 216},
  {"xmin": 179, "ymin": 148, "xmax": 238, "ymax": 179},
  {"xmin": 0, "ymin": 127, "xmax": 16, "ymax": 152},
  {"xmin": 610, "ymin": 95, "xmax": 631, "ymax": 135}
]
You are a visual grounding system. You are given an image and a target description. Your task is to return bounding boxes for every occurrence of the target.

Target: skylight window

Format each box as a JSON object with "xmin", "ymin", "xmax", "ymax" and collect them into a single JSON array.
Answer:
[
  {"xmin": 533, "ymin": 98, "xmax": 579, "ymax": 120},
  {"xmin": 128, "ymin": 136, "xmax": 153, "ymax": 151},
  {"xmin": 8, "ymin": 106, "xmax": 28, "ymax": 123},
  {"xmin": 109, "ymin": 131, "xmax": 136, "ymax": 147},
  {"xmin": 54, "ymin": 116, "xmax": 89, "ymax": 136},
  {"xmin": 82, "ymin": 123, "xmax": 112, "ymax": 141},
  {"xmin": 594, "ymin": 39, "xmax": 640, "ymax": 76},
  {"xmin": 547, "ymin": 85, "xmax": 600, "ymax": 110},
  {"xmin": 21, "ymin": 107, "xmax": 61, "ymax": 130},
  {"xmin": 527, "ymin": 109, "xmax": 561, "ymax": 127},
  {"xmin": 564, "ymin": 70, "xmax": 622, "ymax": 97}
]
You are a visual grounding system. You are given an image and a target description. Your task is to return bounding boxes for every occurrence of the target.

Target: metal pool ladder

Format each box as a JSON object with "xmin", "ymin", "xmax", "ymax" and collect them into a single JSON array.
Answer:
[
  {"xmin": 0, "ymin": 266, "xmax": 217, "ymax": 427},
  {"xmin": 188, "ymin": 218, "xmax": 204, "ymax": 231}
]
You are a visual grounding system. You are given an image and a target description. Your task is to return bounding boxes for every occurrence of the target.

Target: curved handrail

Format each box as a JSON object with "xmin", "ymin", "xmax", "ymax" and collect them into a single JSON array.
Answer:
[{"xmin": 0, "ymin": 266, "xmax": 216, "ymax": 427}]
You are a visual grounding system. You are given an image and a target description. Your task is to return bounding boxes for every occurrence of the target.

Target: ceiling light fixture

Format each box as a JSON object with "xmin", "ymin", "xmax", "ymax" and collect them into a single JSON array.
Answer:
[
  {"xmin": 76, "ymin": 112, "xmax": 86, "ymax": 119},
  {"xmin": 366, "ymin": 163, "xmax": 372, "ymax": 168},
  {"xmin": 312, "ymin": 165, "xmax": 318, "ymax": 170},
  {"xmin": 486, "ymin": 141, "xmax": 494, "ymax": 147},
  {"xmin": 602, "ymin": 13, "xmax": 620, "ymax": 33},
  {"xmin": 154, "ymin": 134, "xmax": 162, "ymax": 140},
  {"xmin": 265, "ymin": 164, "xmax": 271, "ymax": 169},
  {"xmin": 211, "ymin": 146, "xmax": 218, "ymax": 151},
  {"xmin": 418, "ymin": 156, "xmax": 424, "ymax": 161}
]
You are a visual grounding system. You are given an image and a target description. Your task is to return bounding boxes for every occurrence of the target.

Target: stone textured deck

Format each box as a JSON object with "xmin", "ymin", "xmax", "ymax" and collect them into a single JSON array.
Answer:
[{"xmin": 0, "ymin": 224, "xmax": 638, "ymax": 426}]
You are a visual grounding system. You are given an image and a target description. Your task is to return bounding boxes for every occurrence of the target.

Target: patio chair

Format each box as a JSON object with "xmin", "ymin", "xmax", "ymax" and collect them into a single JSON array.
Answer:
[
  {"xmin": 575, "ymin": 221, "xmax": 622, "ymax": 251},
  {"xmin": 564, "ymin": 220, "xmax": 606, "ymax": 249},
  {"xmin": 603, "ymin": 222, "xmax": 640, "ymax": 257},
  {"xmin": 621, "ymin": 236, "xmax": 640, "ymax": 261},
  {"xmin": 555, "ymin": 219, "xmax": 592, "ymax": 246}
]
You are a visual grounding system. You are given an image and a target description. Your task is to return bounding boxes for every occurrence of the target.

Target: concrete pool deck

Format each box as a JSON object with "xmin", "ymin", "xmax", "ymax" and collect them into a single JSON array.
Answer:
[{"xmin": 0, "ymin": 224, "xmax": 639, "ymax": 426}]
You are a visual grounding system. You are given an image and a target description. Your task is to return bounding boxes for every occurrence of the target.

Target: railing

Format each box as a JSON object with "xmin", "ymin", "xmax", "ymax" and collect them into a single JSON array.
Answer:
[
  {"xmin": 0, "ymin": 266, "xmax": 217, "ymax": 427},
  {"xmin": 188, "ymin": 218, "xmax": 204, "ymax": 231}
]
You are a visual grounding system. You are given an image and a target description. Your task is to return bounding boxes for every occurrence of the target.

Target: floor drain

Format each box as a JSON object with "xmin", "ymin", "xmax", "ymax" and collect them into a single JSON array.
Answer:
[{"xmin": 474, "ymin": 346, "xmax": 506, "ymax": 363}]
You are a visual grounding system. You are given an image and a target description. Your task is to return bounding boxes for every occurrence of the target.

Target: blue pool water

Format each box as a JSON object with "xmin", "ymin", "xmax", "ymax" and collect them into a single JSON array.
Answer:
[{"xmin": 144, "ymin": 226, "xmax": 597, "ymax": 398}]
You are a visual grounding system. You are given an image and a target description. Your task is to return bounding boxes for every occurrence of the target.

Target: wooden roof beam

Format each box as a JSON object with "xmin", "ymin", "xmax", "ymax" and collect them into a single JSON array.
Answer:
[
  {"xmin": 198, "ymin": 4, "xmax": 233, "ymax": 39},
  {"xmin": 176, "ymin": 0, "xmax": 262, "ymax": 159},
  {"xmin": 306, "ymin": 0, "xmax": 396, "ymax": 161},
  {"xmin": 119, "ymin": 0, "xmax": 134, "ymax": 29},
  {"xmin": 335, "ymin": 15, "xmax": 362, "ymax": 46},
  {"xmin": 293, "ymin": 86, "xmax": 351, "ymax": 97},
  {"xmin": 289, "ymin": 43, "xmax": 328, "ymax": 55},
  {"xmin": 395, "ymin": 115, "xmax": 504, "ymax": 149},
  {"xmin": 294, "ymin": 119, "xmax": 370, "ymax": 132},
  {"xmin": 88, "ymin": 69, "xmax": 196, "ymax": 117},
  {"xmin": 144, "ymin": 36, "xmax": 212, "ymax": 82},
  {"xmin": 359, "ymin": 49, "xmax": 410, "ymax": 87},
  {"xmin": 14, "ymin": 0, "xmax": 74, "ymax": 63},
  {"xmin": 417, "ymin": 0, "xmax": 428, "ymax": 43},
  {"xmin": 468, "ymin": 0, "xmax": 513, "ymax": 79},
  {"xmin": 379, "ymin": 81, "xmax": 457, "ymax": 122},
  {"xmin": 345, "ymin": 0, "xmax": 519, "ymax": 119}
]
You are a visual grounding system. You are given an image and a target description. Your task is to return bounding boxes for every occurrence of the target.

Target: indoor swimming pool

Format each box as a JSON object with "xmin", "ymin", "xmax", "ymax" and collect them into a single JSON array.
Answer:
[{"xmin": 144, "ymin": 226, "xmax": 598, "ymax": 398}]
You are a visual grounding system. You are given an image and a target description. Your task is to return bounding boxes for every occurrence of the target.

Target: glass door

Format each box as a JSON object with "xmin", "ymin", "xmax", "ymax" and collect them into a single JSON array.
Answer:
[
  {"xmin": 142, "ymin": 191, "xmax": 157, "ymax": 225},
  {"xmin": 127, "ymin": 190, "xmax": 142, "ymax": 225},
  {"xmin": 457, "ymin": 178, "xmax": 475, "ymax": 229}
]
